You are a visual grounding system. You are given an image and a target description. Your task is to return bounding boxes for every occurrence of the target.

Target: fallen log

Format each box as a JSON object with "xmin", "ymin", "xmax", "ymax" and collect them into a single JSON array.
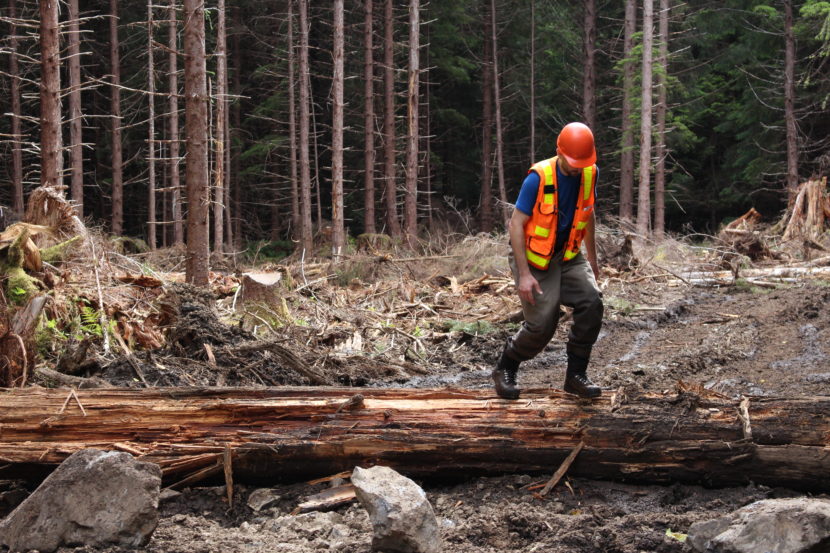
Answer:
[{"xmin": 1, "ymin": 385, "xmax": 830, "ymax": 492}]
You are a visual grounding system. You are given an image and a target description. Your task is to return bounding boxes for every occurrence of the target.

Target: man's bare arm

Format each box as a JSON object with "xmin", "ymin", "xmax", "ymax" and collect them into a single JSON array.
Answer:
[
  {"xmin": 584, "ymin": 212, "xmax": 600, "ymax": 280},
  {"xmin": 508, "ymin": 209, "xmax": 542, "ymax": 305}
]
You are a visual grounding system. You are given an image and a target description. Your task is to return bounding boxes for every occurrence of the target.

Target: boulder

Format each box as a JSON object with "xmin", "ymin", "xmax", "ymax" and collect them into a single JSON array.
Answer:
[
  {"xmin": 247, "ymin": 488, "xmax": 282, "ymax": 512},
  {"xmin": 0, "ymin": 449, "xmax": 161, "ymax": 552},
  {"xmin": 351, "ymin": 465, "xmax": 441, "ymax": 553},
  {"xmin": 688, "ymin": 498, "xmax": 830, "ymax": 553}
]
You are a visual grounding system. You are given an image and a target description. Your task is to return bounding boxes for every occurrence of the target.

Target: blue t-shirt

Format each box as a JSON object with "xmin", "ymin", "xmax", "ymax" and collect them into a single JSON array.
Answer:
[{"xmin": 515, "ymin": 164, "xmax": 598, "ymax": 253}]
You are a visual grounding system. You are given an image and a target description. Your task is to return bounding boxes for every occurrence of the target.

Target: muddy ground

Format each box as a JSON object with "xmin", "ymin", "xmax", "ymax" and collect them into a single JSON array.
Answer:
[{"xmin": 5, "ymin": 235, "xmax": 830, "ymax": 553}]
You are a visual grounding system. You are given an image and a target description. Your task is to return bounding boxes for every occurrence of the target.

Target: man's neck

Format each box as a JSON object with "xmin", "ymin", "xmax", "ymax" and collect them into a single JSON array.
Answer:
[{"xmin": 557, "ymin": 158, "xmax": 581, "ymax": 178}]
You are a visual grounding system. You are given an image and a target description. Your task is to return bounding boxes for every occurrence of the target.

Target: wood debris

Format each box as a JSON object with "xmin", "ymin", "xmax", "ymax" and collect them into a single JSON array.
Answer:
[
  {"xmin": 293, "ymin": 484, "xmax": 357, "ymax": 515},
  {"xmin": 539, "ymin": 442, "xmax": 585, "ymax": 497},
  {"xmin": 2, "ymin": 387, "xmax": 830, "ymax": 492}
]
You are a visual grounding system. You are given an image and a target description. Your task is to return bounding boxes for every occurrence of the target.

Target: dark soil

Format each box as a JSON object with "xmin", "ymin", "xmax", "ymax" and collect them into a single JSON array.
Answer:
[{"xmin": 8, "ymin": 267, "xmax": 830, "ymax": 553}]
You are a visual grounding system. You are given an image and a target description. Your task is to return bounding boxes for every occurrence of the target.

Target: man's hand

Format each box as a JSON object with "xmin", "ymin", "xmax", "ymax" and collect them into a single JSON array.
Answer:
[
  {"xmin": 590, "ymin": 261, "xmax": 601, "ymax": 282},
  {"xmin": 518, "ymin": 273, "xmax": 543, "ymax": 305},
  {"xmin": 508, "ymin": 209, "xmax": 541, "ymax": 305},
  {"xmin": 585, "ymin": 212, "xmax": 601, "ymax": 283}
]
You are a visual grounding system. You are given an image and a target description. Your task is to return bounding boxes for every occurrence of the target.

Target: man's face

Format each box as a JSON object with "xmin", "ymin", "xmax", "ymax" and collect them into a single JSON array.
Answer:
[{"xmin": 556, "ymin": 149, "xmax": 582, "ymax": 177}]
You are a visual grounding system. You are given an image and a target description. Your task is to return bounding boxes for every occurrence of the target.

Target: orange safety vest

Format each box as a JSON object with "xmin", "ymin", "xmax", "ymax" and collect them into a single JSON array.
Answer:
[{"xmin": 523, "ymin": 156, "xmax": 596, "ymax": 270}]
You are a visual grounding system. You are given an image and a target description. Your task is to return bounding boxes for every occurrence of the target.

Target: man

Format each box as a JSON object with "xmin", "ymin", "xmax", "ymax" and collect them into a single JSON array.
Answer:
[{"xmin": 492, "ymin": 122, "xmax": 604, "ymax": 400}]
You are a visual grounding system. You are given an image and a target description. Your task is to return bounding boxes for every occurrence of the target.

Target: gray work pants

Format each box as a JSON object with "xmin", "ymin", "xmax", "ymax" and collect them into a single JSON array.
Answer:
[{"xmin": 506, "ymin": 250, "xmax": 603, "ymax": 362}]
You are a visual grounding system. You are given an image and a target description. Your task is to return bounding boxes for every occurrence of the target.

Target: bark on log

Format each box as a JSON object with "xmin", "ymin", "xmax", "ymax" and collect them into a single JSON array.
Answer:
[{"xmin": 1, "ymin": 385, "xmax": 829, "ymax": 492}]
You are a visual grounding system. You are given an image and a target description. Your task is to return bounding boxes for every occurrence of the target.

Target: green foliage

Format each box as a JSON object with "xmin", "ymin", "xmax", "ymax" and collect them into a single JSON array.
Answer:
[
  {"xmin": 605, "ymin": 296, "xmax": 638, "ymax": 317},
  {"xmin": 333, "ymin": 263, "xmax": 365, "ymax": 287},
  {"xmin": 441, "ymin": 319, "xmax": 496, "ymax": 335},
  {"xmin": 10, "ymin": 287, "xmax": 27, "ymax": 302},
  {"xmin": 36, "ymin": 316, "xmax": 68, "ymax": 356},
  {"xmin": 665, "ymin": 529, "xmax": 688, "ymax": 543},
  {"xmin": 36, "ymin": 299, "xmax": 116, "ymax": 357},
  {"xmin": 247, "ymin": 240, "xmax": 295, "ymax": 263},
  {"xmin": 79, "ymin": 304, "xmax": 104, "ymax": 337},
  {"xmin": 6, "ymin": 267, "xmax": 39, "ymax": 305},
  {"xmin": 733, "ymin": 278, "xmax": 774, "ymax": 293},
  {"xmin": 752, "ymin": 4, "xmax": 781, "ymax": 19}
]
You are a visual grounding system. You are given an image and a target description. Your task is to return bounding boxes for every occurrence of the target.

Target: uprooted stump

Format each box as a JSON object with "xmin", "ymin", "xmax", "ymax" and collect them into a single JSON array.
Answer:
[
  {"xmin": 0, "ymin": 186, "xmax": 87, "ymax": 304},
  {"xmin": 23, "ymin": 186, "xmax": 87, "ymax": 241},
  {"xmin": 718, "ymin": 208, "xmax": 773, "ymax": 261},
  {"xmin": 0, "ymin": 224, "xmax": 84, "ymax": 304},
  {"xmin": 0, "ymin": 224, "xmax": 45, "ymax": 303},
  {"xmin": 0, "ymin": 295, "xmax": 47, "ymax": 387}
]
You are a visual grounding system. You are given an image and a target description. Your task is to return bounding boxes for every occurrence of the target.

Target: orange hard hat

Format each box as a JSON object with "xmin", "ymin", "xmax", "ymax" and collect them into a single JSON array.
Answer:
[{"xmin": 557, "ymin": 122, "xmax": 596, "ymax": 169}]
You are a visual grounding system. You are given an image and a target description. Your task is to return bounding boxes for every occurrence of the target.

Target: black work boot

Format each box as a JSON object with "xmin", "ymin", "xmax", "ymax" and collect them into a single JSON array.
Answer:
[
  {"xmin": 492, "ymin": 348, "xmax": 520, "ymax": 400},
  {"xmin": 564, "ymin": 352, "xmax": 602, "ymax": 399}
]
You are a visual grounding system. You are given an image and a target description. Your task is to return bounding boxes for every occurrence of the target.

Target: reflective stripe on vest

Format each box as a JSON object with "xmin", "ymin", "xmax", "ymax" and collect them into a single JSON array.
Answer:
[{"xmin": 523, "ymin": 157, "xmax": 596, "ymax": 270}]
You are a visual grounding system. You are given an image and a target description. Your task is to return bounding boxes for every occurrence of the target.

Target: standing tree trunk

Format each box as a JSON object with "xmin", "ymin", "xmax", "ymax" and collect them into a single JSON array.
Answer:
[
  {"xmin": 147, "ymin": 0, "xmax": 157, "ymax": 249},
  {"xmin": 363, "ymin": 0, "xmax": 377, "ymax": 235},
  {"xmin": 529, "ymin": 0, "xmax": 535, "ymax": 163},
  {"xmin": 213, "ymin": 0, "xmax": 228, "ymax": 254},
  {"xmin": 9, "ymin": 0, "xmax": 24, "ymax": 215},
  {"xmin": 383, "ymin": 0, "xmax": 401, "ymax": 238},
  {"xmin": 480, "ymin": 2, "xmax": 494, "ymax": 233},
  {"xmin": 288, "ymin": 1, "xmax": 300, "ymax": 238},
  {"xmin": 39, "ymin": 0, "xmax": 63, "ymax": 192},
  {"xmin": 232, "ymin": 14, "xmax": 242, "ymax": 249},
  {"xmin": 110, "ymin": 0, "xmax": 124, "ymax": 234},
  {"xmin": 403, "ymin": 0, "xmax": 420, "ymax": 243},
  {"xmin": 161, "ymin": 159, "xmax": 168, "ymax": 247},
  {"xmin": 169, "ymin": 0, "xmax": 184, "ymax": 246},
  {"xmin": 619, "ymin": 0, "xmax": 637, "ymax": 222},
  {"xmin": 332, "ymin": 0, "xmax": 346, "ymax": 258},
  {"xmin": 223, "ymin": 74, "xmax": 232, "ymax": 250},
  {"xmin": 298, "ymin": 0, "xmax": 313, "ymax": 255},
  {"xmin": 637, "ymin": 0, "xmax": 654, "ymax": 238},
  {"xmin": 183, "ymin": 0, "xmax": 210, "ymax": 286},
  {"xmin": 653, "ymin": 0, "xmax": 669, "ymax": 238},
  {"xmin": 312, "ymin": 98, "xmax": 322, "ymax": 234},
  {"xmin": 582, "ymin": 0, "xmax": 597, "ymax": 130},
  {"xmin": 423, "ymin": 38, "xmax": 433, "ymax": 230},
  {"xmin": 490, "ymin": 0, "xmax": 508, "ymax": 228},
  {"xmin": 784, "ymin": 0, "xmax": 798, "ymax": 197},
  {"xmin": 68, "ymin": 0, "xmax": 84, "ymax": 213}
]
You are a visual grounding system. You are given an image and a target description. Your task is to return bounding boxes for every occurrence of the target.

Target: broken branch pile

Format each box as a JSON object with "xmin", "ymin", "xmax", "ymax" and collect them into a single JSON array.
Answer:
[{"xmin": 1, "ymin": 384, "xmax": 829, "ymax": 492}]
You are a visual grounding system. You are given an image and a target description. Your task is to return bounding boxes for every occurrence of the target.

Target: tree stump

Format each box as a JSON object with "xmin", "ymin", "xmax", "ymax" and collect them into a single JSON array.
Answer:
[
  {"xmin": 239, "ymin": 272, "xmax": 283, "ymax": 305},
  {"xmin": 783, "ymin": 178, "xmax": 828, "ymax": 242}
]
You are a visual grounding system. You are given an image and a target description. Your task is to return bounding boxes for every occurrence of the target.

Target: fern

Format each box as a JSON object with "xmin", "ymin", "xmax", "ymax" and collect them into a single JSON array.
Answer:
[{"xmin": 80, "ymin": 305, "xmax": 103, "ymax": 337}]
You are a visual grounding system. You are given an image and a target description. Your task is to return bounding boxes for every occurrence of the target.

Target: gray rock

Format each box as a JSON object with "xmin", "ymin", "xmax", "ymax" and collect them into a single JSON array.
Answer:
[
  {"xmin": 246, "ymin": 488, "xmax": 282, "ymax": 512},
  {"xmin": 158, "ymin": 488, "xmax": 181, "ymax": 503},
  {"xmin": 688, "ymin": 498, "xmax": 830, "ymax": 553},
  {"xmin": 351, "ymin": 465, "xmax": 441, "ymax": 553},
  {"xmin": 267, "ymin": 511, "xmax": 345, "ymax": 540},
  {"xmin": 0, "ymin": 449, "xmax": 161, "ymax": 553}
]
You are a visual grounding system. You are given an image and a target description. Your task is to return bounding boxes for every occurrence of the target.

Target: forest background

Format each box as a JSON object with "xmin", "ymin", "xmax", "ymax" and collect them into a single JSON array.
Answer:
[{"xmin": 2, "ymin": 0, "xmax": 830, "ymax": 265}]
